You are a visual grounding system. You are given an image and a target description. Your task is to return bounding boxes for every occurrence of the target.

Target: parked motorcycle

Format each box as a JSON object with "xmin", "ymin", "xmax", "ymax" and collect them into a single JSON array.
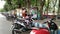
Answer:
[
  {"xmin": 12, "ymin": 18, "xmax": 26, "ymax": 34},
  {"xmin": 30, "ymin": 23, "xmax": 50, "ymax": 34},
  {"xmin": 12, "ymin": 17, "xmax": 33, "ymax": 34},
  {"xmin": 43, "ymin": 19, "xmax": 58, "ymax": 34}
]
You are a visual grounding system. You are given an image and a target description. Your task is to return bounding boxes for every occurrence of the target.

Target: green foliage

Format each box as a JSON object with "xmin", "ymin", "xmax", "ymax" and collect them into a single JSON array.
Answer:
[
  {"xmin": 31, "ymin": 0, "xmax": 36, "ymax": 6},
  {"xmin": 4, "ymin": 0, "xmax": 21, "ymax": 11},
  {"xmin": 59, "ymin": 0, "xmax": 60, "ymax": 7},
  {"xmin": 3, "ymin": 0, "xmax": 47, "ymax": 11},
  {"xmin": 0, "ymin": 9, "xmax": 6, "ymax": 12},
  {"xmin": 11, "ymin": 0, "xmax": 21, "ymax": 7},
  {"xmin": 4, "ymin": 3, "xmax": 13, "ymax": 11},
  {"xmin": 45, "ymin": 0, "xmax": 49, "ymax": 7}
]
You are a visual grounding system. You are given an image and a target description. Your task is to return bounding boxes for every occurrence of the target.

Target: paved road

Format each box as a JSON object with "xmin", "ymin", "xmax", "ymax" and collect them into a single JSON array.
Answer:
[{"xmin": 0, "ymin": 14, "xmax": 12, "ymax": 34}]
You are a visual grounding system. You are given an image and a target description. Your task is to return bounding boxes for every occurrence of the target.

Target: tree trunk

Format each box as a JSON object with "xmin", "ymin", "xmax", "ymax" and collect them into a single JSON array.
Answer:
[
  {"xmin": 27, "ymin": 0, "xmax": 31, "ymax": 13},
  {"xmin": 53, "ymin": 0, "xmax": 57, "ymax": 15},
  {"xmin": 58, "ymin": 0, "xmax": 60, "ymax": 15},
  {"xmin": 40, "ymin": 0, "xmax": 45, "ymax": 20},
  {"xmin": 27, "ymin": 0, "xmax": 30, "ymax": 8},
  {"xmin": 40, "ymin": 6, "xmax": 43, "ymax": 20},
  {"xmin": 46, "ymin": 0, "xmax": 49, "ymax": 15},
  {"xmin": 36, "ymin": 0, "xmax": 37, "ymax": 6}
]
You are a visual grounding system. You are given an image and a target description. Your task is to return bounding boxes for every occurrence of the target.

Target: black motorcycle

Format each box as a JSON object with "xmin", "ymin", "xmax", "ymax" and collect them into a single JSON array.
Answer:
[
  {"xmin": 12, "ymin": 18, "xmax": 33, "ymax": 34},
  {"xmin": 44, "ymin": 19, "xmax": 58, "ymax": 34},
  {"xmin": 12, "ymin": 18, "xmax": 26, "ymax": 34}
]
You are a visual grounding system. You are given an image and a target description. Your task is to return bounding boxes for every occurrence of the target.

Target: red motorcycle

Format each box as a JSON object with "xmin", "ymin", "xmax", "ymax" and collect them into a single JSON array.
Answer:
[
  {"xmin": 30, "ymin": 22, "xmax": 50, "ymax": 34},
  {"xmin": 30, "ymin": 19, "xmax": 58, "ymax": 34},
  {"xmin": 30, "ymin": 27, "xmax": 50, "ymax": 34}
]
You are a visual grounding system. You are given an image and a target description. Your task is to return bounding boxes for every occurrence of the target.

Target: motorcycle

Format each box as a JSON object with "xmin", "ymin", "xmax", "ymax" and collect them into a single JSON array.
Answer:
[
  {"xmin": 48, "ymin": 20, "xmax": 58, "ymax": 34},
  {"xmin": 12, "ymin": 18, "xmax": 26, "ymax": 34},
  {"xmin": 43, "ymin": 19, "xmax": 58, "ymax": 34},
  {"xmin": 30, "ymin": 22, "xmax": 50, "ymax": 34},
  {"xmin": 12, "ymin": 14, "xmax": 51, "ymax": 34},
  {"xmin": 12, "ymin": 17, "xmax": 33, "ymax": 34}
]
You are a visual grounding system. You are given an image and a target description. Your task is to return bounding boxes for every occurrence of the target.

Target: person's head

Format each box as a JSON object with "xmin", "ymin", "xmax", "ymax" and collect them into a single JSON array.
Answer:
[
  {"xmin": 25, "ymin": 10, "xmax": 27, "ymax": 13},
  {"xmin": 22, "ymin": 7, "xmax": 26, "ymax": 10}
]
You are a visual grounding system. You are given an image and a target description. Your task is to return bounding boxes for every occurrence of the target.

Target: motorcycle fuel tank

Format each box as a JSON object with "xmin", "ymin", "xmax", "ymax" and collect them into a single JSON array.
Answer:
[{"xmin": 30, "ymin": 28, "xmax": 50, "ymax": 34}]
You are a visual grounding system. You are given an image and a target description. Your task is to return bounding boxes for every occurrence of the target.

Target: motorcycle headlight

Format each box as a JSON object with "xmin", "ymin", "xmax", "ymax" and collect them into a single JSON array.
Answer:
[{"xmin": 14, "ymin": 21, "xmax": 16, "ymax": 23}]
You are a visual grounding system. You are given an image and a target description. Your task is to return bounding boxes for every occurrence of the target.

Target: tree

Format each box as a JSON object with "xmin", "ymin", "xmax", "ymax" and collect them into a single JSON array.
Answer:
[
  {"xmin": 53, "ymin": 0, "xmax": 57, "ymax": 15},
  {"xmin": 4, "ymin": 2, "xmax": 13, "ymax": 11},
  {"xmin": 4, "ymin": 0, "xmax": 22, "ymax": 11},
  {"xmin": 45, "ymin": 0, "xmax": 50, "ymax": 15},
  {"xmin": 4, "ymin": 0, "xmax": 14, "ymax": 11},
  {"xmin": 39, "ymin": 0, "xmax": 45, "ymax": 19},
  {"xmin": 58, "ymin": 0, "xmax": 60, "ymax": 15},
  {"xmin": 11, "ymin": 0, "xmax": 22, "ymax": 8},
  {"xmin": 0, "ymin": 9, "xmax": 6, "ymax": 12}
]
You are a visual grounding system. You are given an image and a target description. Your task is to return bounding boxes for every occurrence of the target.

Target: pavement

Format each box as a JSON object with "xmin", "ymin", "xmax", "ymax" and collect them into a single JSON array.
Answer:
[{"xmin": 0, "ymin": 14, "xmax": 12, "ymax": 34}]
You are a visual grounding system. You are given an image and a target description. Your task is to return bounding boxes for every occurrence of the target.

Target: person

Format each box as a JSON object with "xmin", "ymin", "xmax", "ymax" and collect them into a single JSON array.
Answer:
[
  {"xmin": 11, "ymin": 10, "xmax": 17, "ymax": 20},
  {"xmin": 24, "ymin": 14, "xmax": 33, "ymax": 28},
  {"xmin": 22, "ymin": 8, "xmax": 27, "ymax": 18},
  {"xmin": 30, "ymin": 7, "xmax": 37, "ymax": 20}
]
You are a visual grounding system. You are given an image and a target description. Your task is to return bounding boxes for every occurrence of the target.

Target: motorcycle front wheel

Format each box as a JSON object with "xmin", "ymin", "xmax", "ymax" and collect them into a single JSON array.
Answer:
[{"xmin": 12, "ymin": 28, "xmax": 21, "ymax": 34}]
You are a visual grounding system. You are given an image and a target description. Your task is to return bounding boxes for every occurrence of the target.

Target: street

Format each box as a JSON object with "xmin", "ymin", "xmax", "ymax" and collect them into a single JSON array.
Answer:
[{"xmin": 0, "ymin": 13, "xmax": 12, "ymax": 34}]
